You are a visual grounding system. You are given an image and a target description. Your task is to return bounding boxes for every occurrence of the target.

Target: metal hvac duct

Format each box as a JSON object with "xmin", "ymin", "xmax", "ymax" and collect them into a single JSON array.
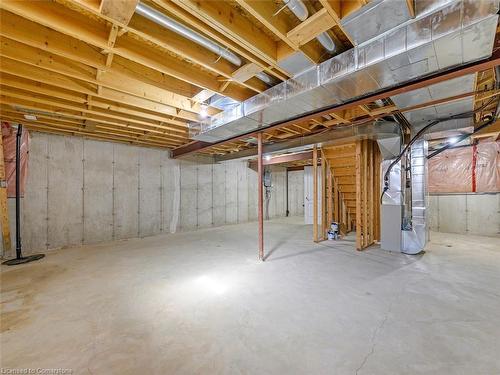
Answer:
[
  {"xmin": 135, "ymin": 2, "xmax": 274, "ymax": 85},
  {"xmin": 380, "ymin": 140, "xmax": 428, "ymax": 255},
  {"xmin": 214, "ymin": 120, "xmax": 401, "ymax": 161},
  {"xmin": 284, "ymin": 0, "xmax": 337, "ymax": 52},
  {"xmin": 392, "ymin": 73, "xmax": 477, "ymax": 136},
  {"xmin": 340, "ymin": 0, "xmax": 414, "ymax": 45},
  {"xmin": 190, "ymin": 0, "xmax": 499, "ymax": 142}
]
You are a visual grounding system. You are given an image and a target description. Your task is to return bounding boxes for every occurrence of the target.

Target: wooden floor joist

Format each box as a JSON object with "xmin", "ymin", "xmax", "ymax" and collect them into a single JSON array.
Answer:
[{"xmin": 0, "ymin": 0, "xmax": 498, "ymax": 154}]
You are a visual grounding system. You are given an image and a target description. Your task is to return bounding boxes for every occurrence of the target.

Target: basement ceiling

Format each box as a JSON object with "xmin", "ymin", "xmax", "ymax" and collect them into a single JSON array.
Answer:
[{"xmin": 0, "ymin": 0, "xmax": 499, "ymax": 155}]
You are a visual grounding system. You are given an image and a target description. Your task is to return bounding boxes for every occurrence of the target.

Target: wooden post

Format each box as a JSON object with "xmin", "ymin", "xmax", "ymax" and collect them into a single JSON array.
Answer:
[
  {"xmin": 327, "ymin": 164, "xmax": 333, "ymax": 229},
  {"xmin": 333, "ymin": 178, "xmax": 339, "ymax": 223},
  {"xmin": 374, "ymin": 145, "xmax": 381, "ymax": 241},
  {"xmin": 355, "ymin": 140, "xmax": 362, "ymax": 250},
  {"xmin": 257, "ymin": 132, "xmax": 264, "ymax": 261},
  {"xmin": 313, "ymin": 145, "xmax": 318, "ymax": 242},
  {"xmin": 368, "ymin": 141, "xmax": 374, "ymax": 246},
  {"xmin": 321, "ymin": 149, "xmax": 327, "ymax": 240},
  {"xmin": 0, "ymin": 131, "xmax": 11, "ymax": 253},
  {"xmin": 362, "ymin": 140, "xmax": 368, "ymax": 248}
]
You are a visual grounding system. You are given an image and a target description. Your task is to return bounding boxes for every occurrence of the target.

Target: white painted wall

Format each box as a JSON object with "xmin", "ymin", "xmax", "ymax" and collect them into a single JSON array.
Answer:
[
  {"xmin": 1, "ymin": 132, "xmax": 304, "ymax": 257},
  {"xmin": 288, "ymin": 170, "xmax": 304, "ymax": 217}
]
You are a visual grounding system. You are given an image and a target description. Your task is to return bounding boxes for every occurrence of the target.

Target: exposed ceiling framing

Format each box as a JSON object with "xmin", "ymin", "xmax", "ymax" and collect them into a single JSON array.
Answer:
[
  {"xmin": 173, "ymin": 54, "xmax": 500, "ymax": 158},
  {"xmin": 0, "ymin": 0, "xmax": 354, "ymax": 148},
  {"xmin": 0, "ymin": 0, "xmax": 498, "ymax": 153}
]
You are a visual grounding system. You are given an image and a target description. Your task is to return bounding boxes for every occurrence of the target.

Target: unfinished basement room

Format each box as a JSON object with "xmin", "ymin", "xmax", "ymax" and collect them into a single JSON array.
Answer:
[{"xmin": 1, "ymin": 0, "xmax": 500, "ymax": 373}]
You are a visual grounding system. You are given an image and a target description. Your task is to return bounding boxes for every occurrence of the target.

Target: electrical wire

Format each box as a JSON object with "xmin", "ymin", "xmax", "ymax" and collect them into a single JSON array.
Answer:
[
  {"xmin": 380, "ymin": 96, "xmax": 499, "ymax": 203},
  {"xmin": 427, "ymin": 81, "xmax": 500, "ymax": 159},
  {"xmin": 427, "ymin": 112, "xmax": 498, "ymax": 159}
]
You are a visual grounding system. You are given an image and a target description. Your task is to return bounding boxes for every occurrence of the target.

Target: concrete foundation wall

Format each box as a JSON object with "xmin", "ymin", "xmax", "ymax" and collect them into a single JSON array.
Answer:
[
  {"xmin": 428, "ymin": 193, "xmax": 500, "ymax": 236},
  {"xmin": 1, "ymin": 132, "xmax": 303, "ymax": 257}
]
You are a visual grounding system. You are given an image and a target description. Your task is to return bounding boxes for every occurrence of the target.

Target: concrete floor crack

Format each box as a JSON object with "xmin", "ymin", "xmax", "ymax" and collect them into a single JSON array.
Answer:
[
  {"xmin": 354, "ymin": 278, "xmax": 409, "ymax": 375},
  {"xmin": 354, "ymin": 308, "xmax": 390, "ymax": 375}
]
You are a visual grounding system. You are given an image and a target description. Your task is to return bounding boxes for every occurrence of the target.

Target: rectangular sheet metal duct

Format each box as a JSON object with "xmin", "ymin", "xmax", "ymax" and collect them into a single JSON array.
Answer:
[
  {"xmin": 340, "ymin": 0, "xmax": 413, "ymax": 45},
  {"xmin": 392, "ymin": 74, "xmax": 477, "ymax": 135},
  {"xmin": 189, "ymin": 0, "xmax": 499, "ymax": 143}
]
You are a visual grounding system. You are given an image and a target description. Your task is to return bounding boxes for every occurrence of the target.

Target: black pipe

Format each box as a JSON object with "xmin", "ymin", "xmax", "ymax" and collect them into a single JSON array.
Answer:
[
  {"xmin": 15, "ymin": 124, "xmax": 22, "ymax": 259},
  {"xmin": 2, "ymin": 124, "xmax": 45, "ymax": 265}
]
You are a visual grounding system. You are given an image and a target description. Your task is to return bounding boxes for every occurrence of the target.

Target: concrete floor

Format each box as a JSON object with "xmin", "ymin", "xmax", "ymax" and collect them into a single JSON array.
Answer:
[{"xmin": 1, "ymin": 217, "xmax": 500, "ymax": 374}]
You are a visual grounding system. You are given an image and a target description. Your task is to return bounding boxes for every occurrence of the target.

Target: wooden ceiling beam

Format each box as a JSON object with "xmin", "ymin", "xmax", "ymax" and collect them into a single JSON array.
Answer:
[
  {"xmin": 250, "ymin": 151, "xmax": 313, "ymax": 168},
  {"xmin": 1, "ymin": 114, "xmax": 181, "ymax": 146},
  {"xmin": 0, "ymin": 2, "xmax": 254, "ymax": 101},
  {"xmin": 1, "ymin": 114, "xmax": 163, "ymax": 143},
  {"xmin": 0, "ymin": 6, "xmax": 260, "ymax": 100},
  {"xmin": 0, "ymin": 17, "xmax": 208, "ymax": 113},
  {"xmin": 99, "ymin": 0, "xmax": 139, "ymax": 25},
  {"xmin": 0, "ymin": 95, "xmax": 188, "ymax": 141},
  {"xmin": 405, "ymin": 0, "xmax": 416, "ymax": 18},
  {"xmin": 126, "ymin": 10, "xmax": 265, "ymax": 94},
  {"xmin": 0, "ymin": 45, "xmax": 207, "ymax": 119},
  {"xmin": 232, "ymin": 0, "xmax": 321, "ymax": 64},
  {"xmin": 0, "ymin": 65, "xmax": 193, "ymax": 129},
  {"xmin": 64, "ymin": 0, "xmax": 272, "ymax": 93},
  {"xmin": 0, "ymin": 64, "xmax": 199, "ymax": 123},
  {"xmin": 170, "ymin": 0, "xmax": 279, "ymax": 69},
  {"xmin": 1, "ymin": 111, "xmax": 182, "ymax": 146},
  {"xmin": 0, "ymin": 111, "xmax": 185, "ymax": 147},
  {"xmin": 0, "ymin": 9, "xmax": 106, "ymax": 70},
  {"xmin": 22, "ymin": 125, "xmax": 176, "ymax": 148},
  {"xmin": 317, "ymin": 0, "xmax": 354, "ymax": 45},
  {"xmin": 0, "ymin": 75, "xmax": 189, "ymax": 128},
  {"xmin": 286, "ymin": 8, "xmax": 336, "ymax": 47},
  {"xmin": 151, "ymin": 0, "xmax": 288, "ymax": 81},
  {"xmin": 0, "ymin": 89, "xmax": 188, "ymax": 138}
]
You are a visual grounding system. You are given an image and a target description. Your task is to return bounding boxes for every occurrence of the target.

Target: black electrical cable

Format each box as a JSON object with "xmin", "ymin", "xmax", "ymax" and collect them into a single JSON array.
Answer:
[
  {"xmin": 427, "ymin": 113, "xmax": 498, "ymax": 159},
  {"xmin": 380, "ymin": 96, "xmax": 499, "ymax": 203},
  {"xmin": 427, "ymin": 66, "xmax": 500, "ymax": 160}
]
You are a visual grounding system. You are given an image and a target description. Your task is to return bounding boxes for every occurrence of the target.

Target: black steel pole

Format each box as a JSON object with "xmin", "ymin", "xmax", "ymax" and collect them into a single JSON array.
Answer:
[
  {"xmin": 3, "ymin": 124, "xmax": 45, "ymax": 265},
  {"xmin": 15, "ymin": 124, "xmax": 22, "ymax": 259}
]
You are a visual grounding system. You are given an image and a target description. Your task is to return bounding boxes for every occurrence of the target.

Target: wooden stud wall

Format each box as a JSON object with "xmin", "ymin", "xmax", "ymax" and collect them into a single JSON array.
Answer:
[
  {"xmin": 322, "ymin": 143, "xmax": 357, "ymax": 236},
  {"xmin": 319, "ymin": 141, "xmax": 380, "ymax": 249},
  {"xmin": 355, "ymin": 139, "xmax": 380, "ymax": 250}
]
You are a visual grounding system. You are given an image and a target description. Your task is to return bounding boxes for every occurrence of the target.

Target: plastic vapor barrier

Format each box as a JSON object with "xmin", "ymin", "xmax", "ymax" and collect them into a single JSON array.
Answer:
[
  {"xmin": 428, "ymin": 140, "xmax": 500, "ymax": 193},
  {"xmin": 2, "ymin": 122, "xmax": 29, "ymax": 198}
]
